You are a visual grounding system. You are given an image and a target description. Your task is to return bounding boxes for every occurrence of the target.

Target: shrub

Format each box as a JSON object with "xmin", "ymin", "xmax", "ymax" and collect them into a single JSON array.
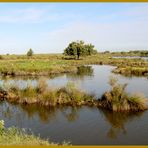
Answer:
[
  {"xmin": 27, "ymin": 49, "xmax": 33, "ymax": 57},
  {"xmin": 0, "ymin": 55, "xmax": 3, "ymax": 60},
  {"xmin": 100, "ymin": 76, "xmax": 148, "ymax": 111}
]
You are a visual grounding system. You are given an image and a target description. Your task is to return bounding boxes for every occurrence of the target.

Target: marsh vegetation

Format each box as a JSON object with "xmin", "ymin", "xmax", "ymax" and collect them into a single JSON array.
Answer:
[
  {"xmin": 99, "ymin": 76, "xmax": 148, "ymax": 111},
  {"xmin": 0, "ymin": 52, "xmax": 147, "ymax": 77},
  {"xmin": 0, "ymin": 50, "xmax": 148, "ymax": 145},
  {"xmin": 0, "ymin": 78, "xmax": 95, "ymax": 106},
  {"xmin": 0, "ymin": 75, "xmax": 147, "ymax": 112}
]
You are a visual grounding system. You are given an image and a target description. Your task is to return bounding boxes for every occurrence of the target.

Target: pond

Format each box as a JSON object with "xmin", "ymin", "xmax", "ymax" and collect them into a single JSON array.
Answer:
[
  {"xmin": 0, "ymin": 65, "xmax": 148, "ymax": 145},
  {"xmin": 112, "ymin": 56, "xmax": 148, "ymax": 61}
]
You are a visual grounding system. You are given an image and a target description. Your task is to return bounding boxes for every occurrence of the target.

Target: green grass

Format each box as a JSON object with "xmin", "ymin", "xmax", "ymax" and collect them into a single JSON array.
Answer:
[
  {"xmin": 0, "ymin": 120, "xmax": 56, "ymax": 145},
  {"xmin": 0, "ymin": 53, "xmax": 147, "ymax": 76},
  {"xmin": 0, "ymin": 59, "xmax": 77, "ymax": 75}
]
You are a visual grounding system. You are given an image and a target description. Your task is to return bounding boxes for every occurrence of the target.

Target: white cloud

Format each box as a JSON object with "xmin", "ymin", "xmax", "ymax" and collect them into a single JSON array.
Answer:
[
  {"xmin": 42, "ymin": 17, "xmax": 148, "ymax": 53},
  {"xmin": 41, "ymin": 4, "xmax": 148, "ymax": 53},
  {"xmin": 0, "ymin": 4, "xmax": 148, "ymax": 54},
  {"xmin": 0, "ymin": 8, "xmax": 59, "ymax": 23}
]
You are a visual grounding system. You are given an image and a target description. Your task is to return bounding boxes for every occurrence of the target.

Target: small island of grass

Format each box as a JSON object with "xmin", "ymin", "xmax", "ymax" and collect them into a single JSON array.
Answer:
[
  {"xmin": 99, "ymin": 76, "xmax": 148, "ymax": 111},
  {"xmin": 0, "ymin": 76, "xmax": 147, "ymax": 112}
]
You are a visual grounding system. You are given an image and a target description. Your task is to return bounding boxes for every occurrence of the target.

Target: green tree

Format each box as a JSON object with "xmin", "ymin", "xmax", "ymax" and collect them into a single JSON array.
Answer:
[
  {"xmin": 27, "ymin": 48, "xmax": 33, "ymax": 56},
  {"xmin": 64, "ymin": 40, "xmax": 97, "ymax": 59}
]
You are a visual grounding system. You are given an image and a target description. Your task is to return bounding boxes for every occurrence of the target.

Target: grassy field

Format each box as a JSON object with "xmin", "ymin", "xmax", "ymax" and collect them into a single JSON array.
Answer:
[{"xmin": 0, "ymin": 53, "xmax": 148, "ymax": 76}]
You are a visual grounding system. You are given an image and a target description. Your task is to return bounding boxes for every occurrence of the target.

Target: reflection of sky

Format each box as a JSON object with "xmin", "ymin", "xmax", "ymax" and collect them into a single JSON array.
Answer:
[
  {"xmin": 0, "ymin": 65, "xmax": 148, "ymax": 98},
  {"xmin": 46, "ymin": 65, "xmax": 148, "ymax": 98}
]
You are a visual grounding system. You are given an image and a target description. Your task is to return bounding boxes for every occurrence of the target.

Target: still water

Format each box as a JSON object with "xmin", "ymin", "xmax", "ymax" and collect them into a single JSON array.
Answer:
[
  {"xmin": 112, "ymin": 56, "xmax": 148, "ymax": 61},
  {"xmin": 0, "ymin": 65, "xmax": 148, "ymax": 145}
]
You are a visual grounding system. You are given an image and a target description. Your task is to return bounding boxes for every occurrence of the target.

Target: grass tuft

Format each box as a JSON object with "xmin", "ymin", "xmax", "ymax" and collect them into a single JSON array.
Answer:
[
  {"xmin": 0, "ymin": 120, "xmax": 55, "ymax": 145},
  {"xmin": 99, "ymin": 76, "xmax": 148, "ymax": 111}
]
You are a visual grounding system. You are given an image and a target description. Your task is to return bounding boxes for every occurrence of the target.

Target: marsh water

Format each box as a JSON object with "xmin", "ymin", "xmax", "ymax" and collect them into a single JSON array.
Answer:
[
  {"xmin": 112, "ymin": 56, "xmax": 148, "ymax": 61},
  {"xmin": 0, "ymin": 65, "xmax": 148, "ymax": 145}
]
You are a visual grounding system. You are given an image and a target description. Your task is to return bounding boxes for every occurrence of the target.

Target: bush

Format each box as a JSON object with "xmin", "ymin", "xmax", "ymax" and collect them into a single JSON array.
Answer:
[
  {"xmin": 0, "ymin": 55, "xmax": 3, "ymax": 60},
  {"xmin": 27, "ymin": 49, "xmax": 33, "ymax": 57},
  {"xmin": 99, "ymin": 76, "xmax": 148, "ymax": 111}
]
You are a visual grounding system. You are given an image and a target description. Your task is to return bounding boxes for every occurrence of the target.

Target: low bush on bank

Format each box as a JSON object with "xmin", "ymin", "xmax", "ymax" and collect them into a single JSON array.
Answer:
[{"xmin": 99, "ymin": 76, "xmax": 148, "ymax": 111}]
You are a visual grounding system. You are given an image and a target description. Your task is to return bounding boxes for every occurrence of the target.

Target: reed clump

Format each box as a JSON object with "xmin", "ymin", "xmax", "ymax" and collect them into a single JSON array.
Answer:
[
  {"xmin": 99, "ymin": 76, "xmax": 148, "ymax": 111},
  {"xmin": 0, "ymin": 79, "xmax": 95, "ymax": 106}
]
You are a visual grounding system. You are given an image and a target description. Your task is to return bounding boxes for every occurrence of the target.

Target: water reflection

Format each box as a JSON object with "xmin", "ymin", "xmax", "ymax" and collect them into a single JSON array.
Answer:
[
  {"xmin": 0, "ymin": 65, "xmax": 148, "ymax": 144},
  {"xmin": 112, "ymin": 56, "xmax": 148, "ymax": 61},
  {"xmin": 0, "ymin": 65, "xmax": 148, "ymax": 98},
  {"xmin": 67, "ymin": 66, "xmax": 94, "ymax": 80},
  {"xmin": 61, "ymin": 106, "xmax": 80, "ymax": 122},
  {"xmin": 0, "ymin": 102, "xmax": 80, "ymax": 124},
  {"xmin": 0, "ymin": 66, "xmax": 94, "ymax": 89},
  {"xmin": 1, "ymin": 101, "xmax": 146, "ymax": 141},
  {"xmin": 100, "ymin": 109, "xmax": 144, "ymax": 139},
  {"xmin": 20, "ymin": 104, "xmax": 57, "ymax": 123}
]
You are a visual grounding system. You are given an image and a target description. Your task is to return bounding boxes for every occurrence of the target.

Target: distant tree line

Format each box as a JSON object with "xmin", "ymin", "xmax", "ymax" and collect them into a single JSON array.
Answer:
[
  {"xmin": 128, "ymin": 50, "xmax": 148, "ymax": 57},
  {"xmin": 102, "ymin": 50, "xmax": 148, "ymax": 57}
]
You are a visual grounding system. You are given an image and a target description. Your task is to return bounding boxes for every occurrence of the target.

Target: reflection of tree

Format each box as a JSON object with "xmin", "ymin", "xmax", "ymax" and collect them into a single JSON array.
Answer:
[
  {"xmin": 20, "ymin": 104, "xmax": 57, "ymax": 123},
  {"xmin": 99, "ymin": 109, "xmax": 144, "ymax": 139},
  {"xmin": 77, "ymin": 66, "xmax": 93, "ymax": 76},
  {"xmin": 2, "ymin": 104, "xmax": 12, "ymax": 119},
  {"xmin": 67, "ymin": 66, "xmax": 94, "ymax": 80},
  {"xmin": 61, "ymin": 106, "xmax": 80, "ymax": 122},
  {"xmin": 1, "ymin": 102, "xmax": 81, "ymax": 124}
]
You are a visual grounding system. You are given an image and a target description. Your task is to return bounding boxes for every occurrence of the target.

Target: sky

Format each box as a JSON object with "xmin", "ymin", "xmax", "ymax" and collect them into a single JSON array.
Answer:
[{"xmin": 0, "ymin": 3, "xmax": 148, "ymax": 54}]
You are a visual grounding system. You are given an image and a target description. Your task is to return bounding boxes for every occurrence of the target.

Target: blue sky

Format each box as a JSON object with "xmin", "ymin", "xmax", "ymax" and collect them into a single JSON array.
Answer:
[{"xmin": 0, "ymin": 3, "xmax": 148, "ymax": 54}]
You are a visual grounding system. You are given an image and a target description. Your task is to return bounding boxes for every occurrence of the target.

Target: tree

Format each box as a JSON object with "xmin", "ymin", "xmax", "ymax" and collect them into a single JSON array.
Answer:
[
  {"xmin": 103, "ymin": 51, "xmax": 110, "ymax": 54},
  {"xmin": 27, "ymin": 48, "xmax": 33, "ymax": 56},
  {"xmin": 64, "ymin": 40, "xmax": 97, "ymax": 59}
]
